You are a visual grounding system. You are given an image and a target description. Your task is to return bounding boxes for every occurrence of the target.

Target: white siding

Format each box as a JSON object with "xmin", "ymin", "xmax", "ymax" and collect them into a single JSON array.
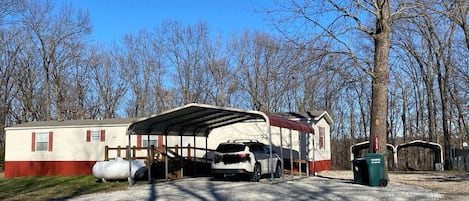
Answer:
[
  {"xmin": 5, "ymin": 125, "xmax": 145, "ymax": 161},
  {"xmin": 310, "ymin": 118, "xmax": 332, "ymax": 161}
]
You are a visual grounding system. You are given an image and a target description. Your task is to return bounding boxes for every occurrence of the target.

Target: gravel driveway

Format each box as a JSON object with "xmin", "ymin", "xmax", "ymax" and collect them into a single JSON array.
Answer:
[
  {"xmin": 320, "ymin": 171, "xmax": 469, "ymax": 201},
  {"xmin": 70, "ymin": 173, "xmax": 442, "ymax": 201}
]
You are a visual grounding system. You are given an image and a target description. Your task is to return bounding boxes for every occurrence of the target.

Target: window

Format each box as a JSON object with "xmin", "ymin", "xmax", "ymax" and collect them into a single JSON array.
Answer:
[
  {"xmin": 86, "ymin": 130, "xmax": 106, "ymax": 142},
  {"xmin": 91, "ymin": 131, "xmax": 100, "ymax": 141},
  {"xmin": 143, "ymin": 139, "xmax": 157, "ymax": 147},
  {"xmin": 36, "ymin": 132, "xmax": 49, "ymax": 151},
  {"xmin": 142, "ymin": 135, "xmax": 157, "ymax": 147},
  {"xmin": 319, "ymin": 127, "xmax": 325, "ymax": 150},
  {"xmin": 32, "ymin": 131, "xmax": 53, "ymax": 152},
  {"xmin": 137, "ymin": 135, "xmax": 157, "ymax": 148}
]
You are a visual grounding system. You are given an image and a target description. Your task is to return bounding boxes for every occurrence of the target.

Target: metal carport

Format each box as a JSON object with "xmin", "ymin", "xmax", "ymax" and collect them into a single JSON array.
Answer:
[
  {"xmin": 126, "ymin": 103, "xmax": 314, "ymax": 185},
  {"xmin": 396, "ymin": 140, "xmax": 444, "ymax": 171}
]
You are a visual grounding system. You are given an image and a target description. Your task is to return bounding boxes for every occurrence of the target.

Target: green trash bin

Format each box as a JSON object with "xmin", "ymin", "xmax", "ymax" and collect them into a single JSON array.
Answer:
[{"xmin": 365, "ymin": 153, "xmax": 388, "ymax": 187}]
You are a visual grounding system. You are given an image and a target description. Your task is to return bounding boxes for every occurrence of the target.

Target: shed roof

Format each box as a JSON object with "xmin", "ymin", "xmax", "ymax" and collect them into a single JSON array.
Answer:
[
  {"xmin": 276, "ymin": 111, "xmax": 333, "ymax": 124},
  {"xmin": 127, "ymin": 103, "xmax": 314, "ymax": 137}
]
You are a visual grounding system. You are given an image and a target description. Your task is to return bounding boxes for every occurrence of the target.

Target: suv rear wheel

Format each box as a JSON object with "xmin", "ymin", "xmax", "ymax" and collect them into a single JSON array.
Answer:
[{"xmin": 251, "ymin": 163, "xmax": 261, "ymax": 182}]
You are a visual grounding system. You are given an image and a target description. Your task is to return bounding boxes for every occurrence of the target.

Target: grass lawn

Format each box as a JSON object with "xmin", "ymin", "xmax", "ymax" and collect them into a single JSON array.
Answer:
[{"xmin": 0, "ymin": 175, "xmax": 129, "ymax": 201}]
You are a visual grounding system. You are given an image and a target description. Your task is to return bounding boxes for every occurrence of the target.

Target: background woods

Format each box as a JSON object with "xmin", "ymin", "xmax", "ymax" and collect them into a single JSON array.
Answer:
[{"xmin": 0, "ymin": 0, "xmax": 468, "ymax": 170}]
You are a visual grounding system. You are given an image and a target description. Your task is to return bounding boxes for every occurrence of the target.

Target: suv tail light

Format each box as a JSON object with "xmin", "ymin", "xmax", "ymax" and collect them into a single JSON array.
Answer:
[{"xmin": 238, "ymin": 153, "xmax": 251, "ymax": 162}]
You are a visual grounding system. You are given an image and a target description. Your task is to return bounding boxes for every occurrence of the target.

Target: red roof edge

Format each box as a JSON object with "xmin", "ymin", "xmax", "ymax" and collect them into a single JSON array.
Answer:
[{"xmin": 266, "ymin": 114, "xmax": 314, "ymax": 134}]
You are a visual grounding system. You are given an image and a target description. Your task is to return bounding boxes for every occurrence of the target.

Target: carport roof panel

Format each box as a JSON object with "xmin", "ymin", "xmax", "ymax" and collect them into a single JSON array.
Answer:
[{"xmin": 128, "ymin": 103, "xmax": 314, "ymax": 136}]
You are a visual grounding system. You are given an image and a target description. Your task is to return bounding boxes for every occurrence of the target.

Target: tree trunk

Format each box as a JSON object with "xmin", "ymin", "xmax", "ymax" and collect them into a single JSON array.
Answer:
[{"xmin": 369, "ymin": 0, "xmax": 391, "ymax": 178}]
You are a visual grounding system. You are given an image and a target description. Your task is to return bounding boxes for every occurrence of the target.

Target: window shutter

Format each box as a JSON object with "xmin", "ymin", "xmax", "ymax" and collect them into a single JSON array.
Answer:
[
  {"xmin": 100, "ymin": 130, "xmax": 105, "ymax": 142},
  {"xmin": 86, "ymin": 130, "xmax": 91, "ymax": 142},
  {"xmin": 158, "ymin": 135, "xmax": 163, "ymax": 147},
  {"xmin": 31, "ymin": 132, "xmax": 36, "ymax": 152},
  {"xmin": 48, "ymin": 131, "xmax": 53, "ymax": 152},
  {"xmin": 137, "ymin": 135, "xmax": 142, "ymax": 147}
]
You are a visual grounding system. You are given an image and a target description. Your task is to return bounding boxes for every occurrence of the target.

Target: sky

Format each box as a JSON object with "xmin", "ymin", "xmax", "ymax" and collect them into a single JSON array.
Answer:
[{"xmin": 71, "ymin": 0, "xmax": 276, "ymax": 43}]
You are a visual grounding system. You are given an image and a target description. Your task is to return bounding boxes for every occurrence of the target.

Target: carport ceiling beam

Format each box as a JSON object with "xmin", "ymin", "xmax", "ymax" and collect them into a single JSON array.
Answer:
[
  {"xmin": 186, "ymin": 113, "xmax": 258, "ymax": 129},
  {"xmin": 167, "ymin": 112, "xmax": 237, "ymax": 129},
  {"xmin": 207, "ymin": 116, "xmax": 260, "ymax": 130}
]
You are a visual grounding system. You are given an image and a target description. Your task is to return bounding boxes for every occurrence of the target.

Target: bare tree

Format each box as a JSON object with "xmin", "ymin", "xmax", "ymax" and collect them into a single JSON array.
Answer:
[
  {"xmin": 118, "ymin": 29, "xmax": 167, "ymax": 117},
  {"xmin": 441, "ymin": 0, "xmax": 469, "ymax": 50},
  {"xmin": 19, "ymin": 0, "xmax": 91, "ymax": 120},
  {"xmin": 0, "ymin": 0, "xmax": 23, "ymax": 25},
  {"xmin": 203, "ymin": 34, "xmax": 238, "ymax": 107},
  {"xmin": 0, "ymin": 17, "xmax": 23, "ymax": 150},
  {"xmin": 87, "ymin": 45, "xmax": 127, "ymax": 118},
  {"xmin": 157, "ymin": 21, "xmax": 211, "ymax": 105},
  {"xmin": 231, "ymin": 31, "xmax": 305, "ymax": 112}
]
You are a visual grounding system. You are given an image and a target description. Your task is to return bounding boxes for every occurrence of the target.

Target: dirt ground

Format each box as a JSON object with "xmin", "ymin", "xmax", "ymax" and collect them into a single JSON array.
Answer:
[{"xmin": 318, "ymin": 170, "xmax": 469, "ymax": 201}]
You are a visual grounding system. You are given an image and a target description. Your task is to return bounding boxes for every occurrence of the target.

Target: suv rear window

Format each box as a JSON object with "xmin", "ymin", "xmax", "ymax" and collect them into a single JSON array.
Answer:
[
  {"xmin": 216, "ymin": 144, "xmax": 246, "ymax": 153},
  {"xmin": 248, "ymin": 144, "xmax": 266, "ymax": 153}
]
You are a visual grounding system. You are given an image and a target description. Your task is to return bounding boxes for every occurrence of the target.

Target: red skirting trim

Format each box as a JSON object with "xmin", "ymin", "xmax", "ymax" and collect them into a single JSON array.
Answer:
[
  {"xmin": 309, "ymin": 160, "xmax": 331, "ymax": 173},
  {"xmin": 4, "ymin": 161, "xmax": 96, "ymax": 178}
]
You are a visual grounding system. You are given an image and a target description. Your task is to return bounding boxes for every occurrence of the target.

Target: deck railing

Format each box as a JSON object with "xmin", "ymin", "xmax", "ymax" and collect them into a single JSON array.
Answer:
[{"xmin": 104, "ymin": 144, "xmax": 212, "ymax": 163}]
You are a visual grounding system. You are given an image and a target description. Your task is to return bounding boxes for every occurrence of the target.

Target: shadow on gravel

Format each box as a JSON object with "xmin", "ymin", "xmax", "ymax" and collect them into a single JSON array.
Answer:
[{"xmin": 315, "ymin": 175, "xmax": 355, "ymax": 184}]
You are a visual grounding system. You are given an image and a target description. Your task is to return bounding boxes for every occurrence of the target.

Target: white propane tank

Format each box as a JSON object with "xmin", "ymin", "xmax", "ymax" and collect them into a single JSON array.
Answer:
[{"xmin": 92, "ymin": 157, "xmax": 146, "ymax": 181}]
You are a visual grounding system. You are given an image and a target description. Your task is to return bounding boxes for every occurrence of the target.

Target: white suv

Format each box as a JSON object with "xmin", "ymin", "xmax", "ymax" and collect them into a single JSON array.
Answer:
[{"xmin": 211, "ymin": 140, "xmax": 282, "ymax": 182}]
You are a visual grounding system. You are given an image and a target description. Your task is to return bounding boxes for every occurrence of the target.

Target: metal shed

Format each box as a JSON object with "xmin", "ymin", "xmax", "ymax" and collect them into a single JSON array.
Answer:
[{"xmin": 126, "ymin": 103, "xmax": 314, "ymax": 185}]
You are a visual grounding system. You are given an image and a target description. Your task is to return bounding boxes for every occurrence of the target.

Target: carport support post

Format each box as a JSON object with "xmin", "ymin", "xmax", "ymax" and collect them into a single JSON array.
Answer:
[
  {"xmin": 165, "ymin": 134, "xmax": 168, "ymax": 180},
  {"xmin": 193, "ymin": 135, "xmax": 196, "ymax": 176},
  {"xmin": 205, "ymin": 136, "xmax": 209, "ymax": 175},
  {"xmin": 147, "ymin": 134, "xmax": 152, "ymax": 183},
  {"xmin": 128, "ymin": 132, "xmax": 132, "ymax": 187},
  {"xmin": 289, "ymin": 129, "xmax": 293, "ymax": 180},
  {"xmin": 279, "ymin": 128, "xmax": 285, "ymax": 182},
  {"xmin": 394, "ymin": 147, "xmax": 398, "ymax": 171},
  {"xmin": 306, "ymin": 132, "xmax": 309, "ymax": 177},
  {"xmin": 298, "ymin": 134, "xmax": 301, "ymax": 176},
  {"xmin": 180, "ymin": 133, "xmax": 184, "ymax": 178},
  {"xmin": 268, "ymin": 125, "xmax": 274, "ymax": 183}
]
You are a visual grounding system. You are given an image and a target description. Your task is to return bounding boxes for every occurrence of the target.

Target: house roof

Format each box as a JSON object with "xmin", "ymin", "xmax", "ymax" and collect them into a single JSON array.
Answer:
[
  {"xmin": 5, "ymin": 118, "xmax": 140, "ymax": 130},
  {"xmin": 128, "ymin": 103, "xmax": 314, "ymax": 137}
]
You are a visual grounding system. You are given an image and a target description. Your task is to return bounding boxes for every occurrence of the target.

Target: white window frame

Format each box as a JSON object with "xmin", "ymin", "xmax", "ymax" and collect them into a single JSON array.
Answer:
[
  {"xmin": 142, "ymin": 135, "xmax": 158, "ymax": 147},
  {"xmin": 91, "ymin": 130, "xmax": 101, "ymax": 141},
  {"xmin": 36, "ymin": 132, "xmax": 49, "ymax": 151},
  {"xmin": 319, "ymin": 127, "xmax": 325, "ymax": 150}
]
